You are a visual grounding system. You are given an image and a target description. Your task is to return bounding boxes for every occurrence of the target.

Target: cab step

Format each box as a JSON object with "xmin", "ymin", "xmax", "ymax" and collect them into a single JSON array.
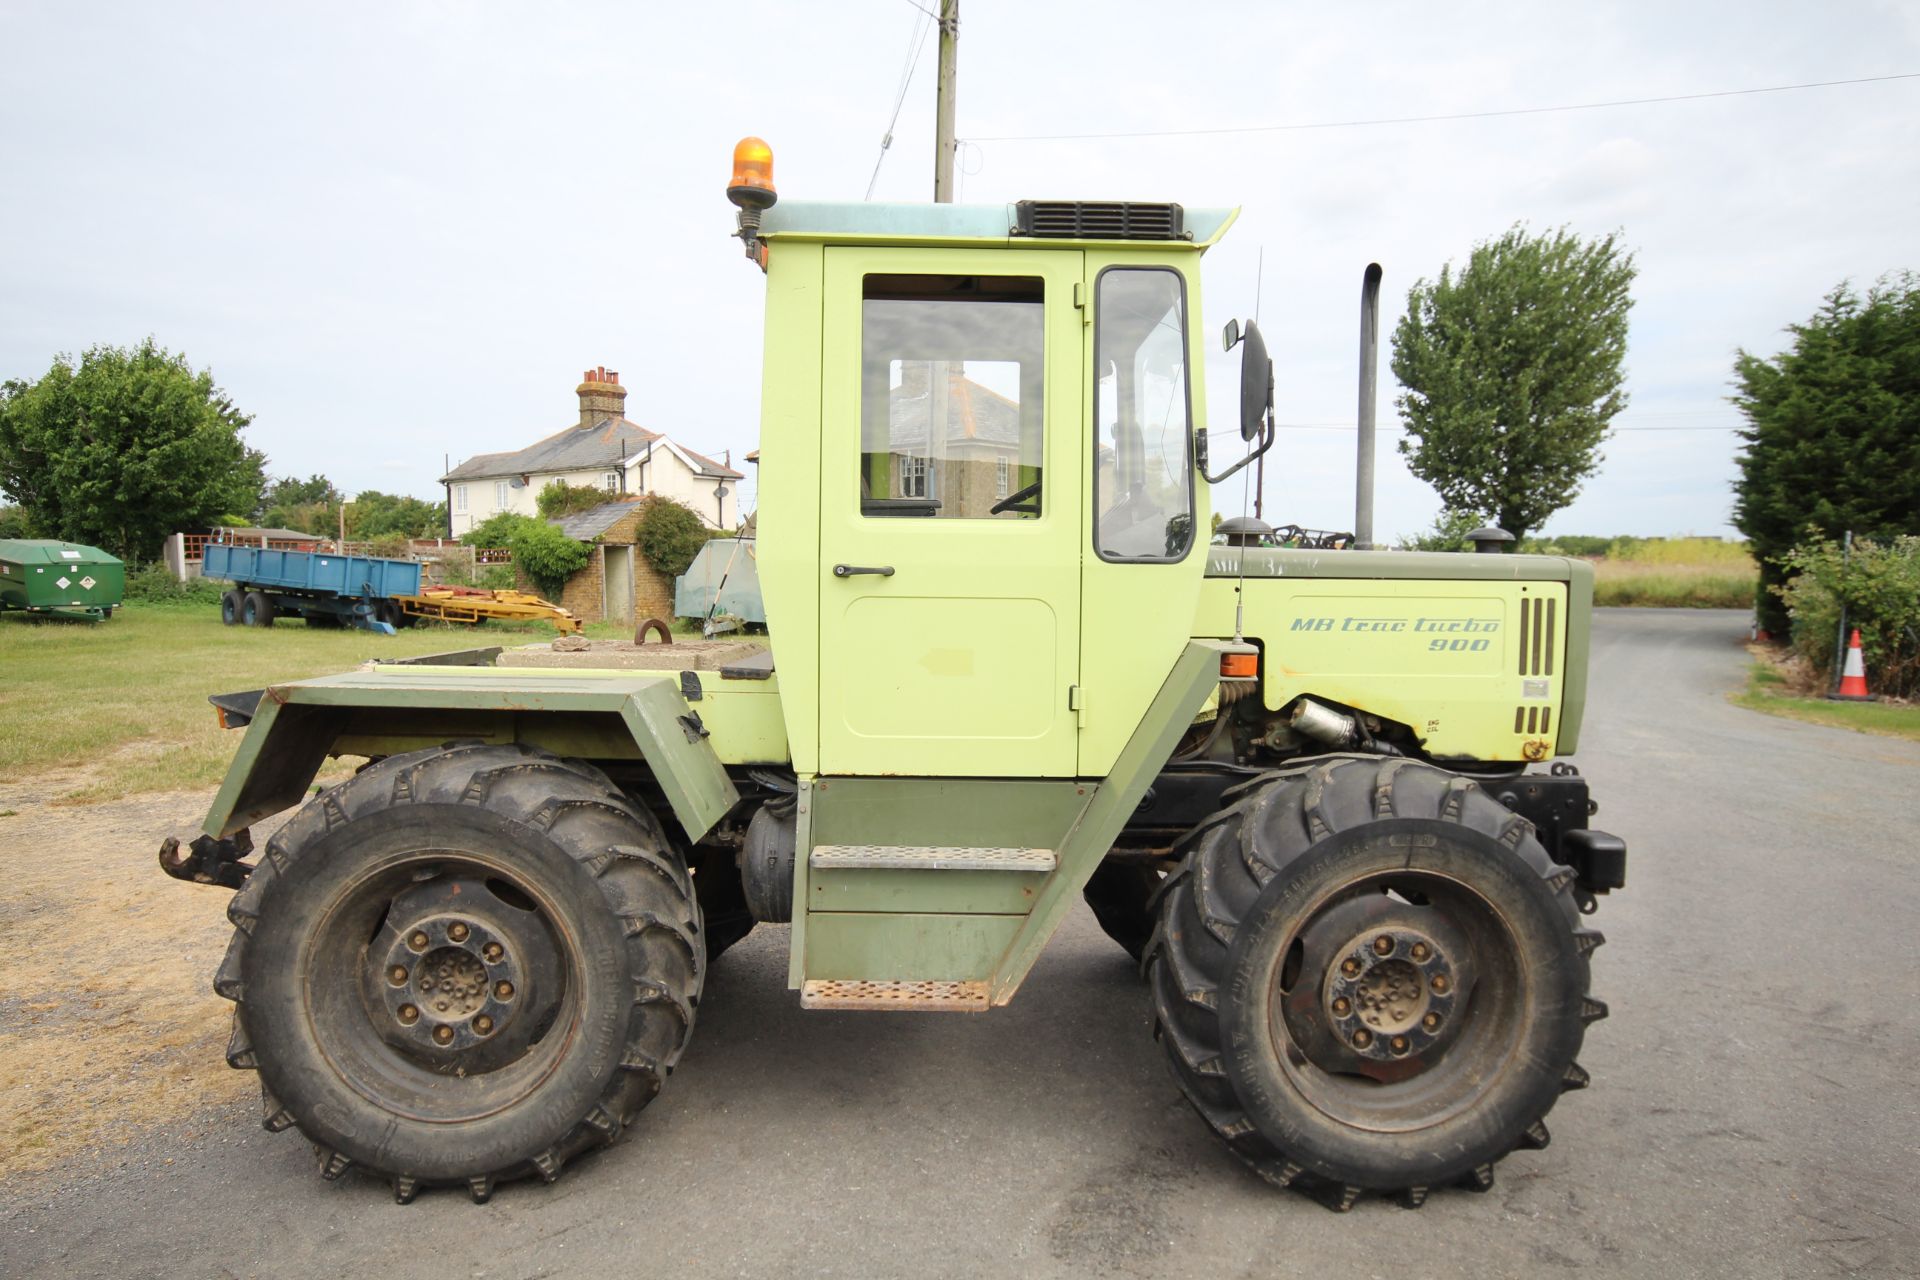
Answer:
[
  {"xmin": 799, "ymin": 979, "xmax": 990, "ymax": 1012},
  {"xmin": 808, "ymin": 845, "xmax": 1056, "ymax": 872}
]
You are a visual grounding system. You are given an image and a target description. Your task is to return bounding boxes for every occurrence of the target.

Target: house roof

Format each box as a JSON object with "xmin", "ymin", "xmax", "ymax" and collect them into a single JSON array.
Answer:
[
  {"xmin": 216, "ymin": 525, "xmax": 324, "ymax": 541},
  {"xmin": 441, "ymin": 418, "xmax": 742, "ymax": 483},
  {"xmin": 551, "ymin": 498, "xmax": 646, "ymax": 542},
  {"xmin": 883, "ymin": 370, "xmax": 1024, "ymax": 451}
]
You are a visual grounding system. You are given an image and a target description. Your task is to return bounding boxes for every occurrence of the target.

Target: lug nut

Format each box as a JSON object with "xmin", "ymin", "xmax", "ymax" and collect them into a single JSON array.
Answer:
[
  {"xmin": 1422, "ymin": 1011, "xmax": 1442, "ymax": 1031},
  {"xmin": 1330, "ymin": 996, "xmax": 1351, "ymax": 1016},
  {"xmin": 1341, "ymin": 956, "xmax": 1363, "ymax": 976},
  {"xmin": 1372, "ymin": 935, "xmax": 1394, "ymax": 956},
  {"xmin": 495, "ymin": 980, "xmax": 515, "ymax": 1001},
  {"xmin": 473, "ymin": 1014, "xmax": 494, "ymax": 1035},
  {"xmin": 1410, "ymin": 942, "xmax": 1431, "ymax": 961},
  {"xmin": 1352, "ymin": 1029, "xmax": 1373, "ymax": 1049},
  {"xmin": 408, "ymin": 931, "xmax": 429, "ymax": 951},
  {"xmin": 1390, "ymin": 1035, "xmax": 1410, "ymax": 1054},
  {"xmin": 397, "ymin": 1004, "xmax": 419, "ymax": 1025},
  {"xmin": 483, "ymin": 942, "xmax": 504, "ymax": 963},
  {"xmin": 435, "ymin": 1000, "xmax": 449, "ymax": 1013},
  {"xmin": 447, "ymin": 922, "xmax": 470, "ymax": 943},
  {"xmin": 387, "ymin": 965, "xmax": 408, "ymax": 986},
  {"xmin": 1431, "ymin": 974, "xmax": 1451, "ymax": 995},
  {"xmin": 432, "ymin": 1025, "xmax": 454, "ymax": 1046}
]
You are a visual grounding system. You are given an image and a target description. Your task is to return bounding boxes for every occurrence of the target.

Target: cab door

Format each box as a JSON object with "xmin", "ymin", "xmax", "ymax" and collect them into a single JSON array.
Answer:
[{"xmin": 817, "ymin": 246, "xmax": 1085, "ymax": 778}]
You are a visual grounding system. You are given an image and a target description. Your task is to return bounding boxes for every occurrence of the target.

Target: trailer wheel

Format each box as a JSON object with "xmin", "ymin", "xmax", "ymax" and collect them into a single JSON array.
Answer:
[
  {"xmin": 1146, "ymin": 758, "xmax": 1604, "ymax": 1210},
  {"xmin": 241, "ymin": 591, "xmax": 275, "ymax": 627},
  {"xmin": 220, "ymin": 590, "xmax": 243, "ymax": 626},
  {"xmin": 215, "ymin": 743, "xmax": 704, "ymax": 1203}
]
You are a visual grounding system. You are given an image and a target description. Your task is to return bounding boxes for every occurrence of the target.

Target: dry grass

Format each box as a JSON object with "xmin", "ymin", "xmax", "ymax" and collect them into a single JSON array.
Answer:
[
  {"xmin": 1589, "ymin": 542, "xmax": 1758, "ymax": 609},
  {"xmin": 0, "ymin": 776, "xmax": 257, "ymax": 1180}
]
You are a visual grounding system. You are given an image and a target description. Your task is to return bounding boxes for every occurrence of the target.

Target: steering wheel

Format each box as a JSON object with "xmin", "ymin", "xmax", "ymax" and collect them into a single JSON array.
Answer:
[{"xmin": 989, "ymin": 479, "xmax": 1042, "ymax": 516}]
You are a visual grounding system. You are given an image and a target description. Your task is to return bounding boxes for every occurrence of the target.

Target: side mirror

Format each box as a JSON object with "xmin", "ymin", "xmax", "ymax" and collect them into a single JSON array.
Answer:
[
  {"xmin": 1222, "ymin": 319, "xmax": 1241, "ymax": 351},
  {"xmin": 1238, "ymin": 319, "xmax": 1272, "ymax": 442}
]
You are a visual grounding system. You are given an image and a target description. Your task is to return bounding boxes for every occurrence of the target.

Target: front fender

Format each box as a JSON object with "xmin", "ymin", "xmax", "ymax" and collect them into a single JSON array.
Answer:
[{"xmin": 201, "ymin": 667, "xmax": 741, "ymax": 845}]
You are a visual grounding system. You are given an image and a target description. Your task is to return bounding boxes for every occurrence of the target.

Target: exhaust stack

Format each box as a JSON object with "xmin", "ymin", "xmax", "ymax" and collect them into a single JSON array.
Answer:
[{"xmin": 1355, "ymin": 264, "xmax": 1383, "ymax": 549}]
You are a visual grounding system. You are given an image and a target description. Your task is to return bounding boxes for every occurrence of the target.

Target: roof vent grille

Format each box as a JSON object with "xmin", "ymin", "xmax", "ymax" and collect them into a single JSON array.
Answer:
[{"xmin": 1013, "ymin": 201, "xmax": 1187, "ymax": 241}]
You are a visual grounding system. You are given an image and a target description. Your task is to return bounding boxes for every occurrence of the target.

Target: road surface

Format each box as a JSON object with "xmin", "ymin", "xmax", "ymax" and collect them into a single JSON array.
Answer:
[{"xmin": 3, "ymin": 609, "xmax": 1916, "ymax": 1278}]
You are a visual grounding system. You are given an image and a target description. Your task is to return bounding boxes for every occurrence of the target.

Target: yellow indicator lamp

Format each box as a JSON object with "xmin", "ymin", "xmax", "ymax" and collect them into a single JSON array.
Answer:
[{"xmin": 727, "ymin": 137, "xmax": 777, "ymax": 211}]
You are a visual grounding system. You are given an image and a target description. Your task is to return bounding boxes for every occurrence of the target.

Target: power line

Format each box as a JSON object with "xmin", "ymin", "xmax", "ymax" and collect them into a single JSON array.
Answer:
[
  {"xmin": 865, "ymin": 7, "xmax": 937, "ymax": 200},
  {"xmin": 965, "ymin": 72, "xmax": 1920, "ymax": 143}
]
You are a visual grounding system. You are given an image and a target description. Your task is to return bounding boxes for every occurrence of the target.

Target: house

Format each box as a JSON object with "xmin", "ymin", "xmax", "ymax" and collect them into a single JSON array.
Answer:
[{"xmin": 441, "ymin": 367, "xmax": 744, "ymax": 535}]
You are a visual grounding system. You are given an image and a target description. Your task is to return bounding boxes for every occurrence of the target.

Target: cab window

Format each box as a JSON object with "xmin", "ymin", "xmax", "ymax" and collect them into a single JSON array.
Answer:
[
  {"xmin": 1093, "ymin": 268, "xmax": 1194, "ymax": 561},
  {"xmin": 859, "ymin": 275, "xmax": 1045, "ymax": 519}
]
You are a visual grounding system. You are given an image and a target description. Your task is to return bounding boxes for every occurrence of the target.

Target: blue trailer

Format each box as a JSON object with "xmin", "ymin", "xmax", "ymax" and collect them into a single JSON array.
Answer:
[{"xmin": 203, "ymin": 543, "xmax": 423, "ymax": 634}]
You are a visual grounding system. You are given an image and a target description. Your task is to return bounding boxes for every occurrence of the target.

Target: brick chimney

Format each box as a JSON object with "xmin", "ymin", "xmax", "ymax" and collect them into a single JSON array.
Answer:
[{"xmin": 577, "ymin": 365, "xmax": 626, "ymax": 428}]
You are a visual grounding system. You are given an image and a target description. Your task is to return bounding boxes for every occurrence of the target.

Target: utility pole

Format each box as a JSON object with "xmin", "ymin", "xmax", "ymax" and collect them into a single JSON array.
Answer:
[{"xmin": 933, "ymin": 0, "xmax": 958, "ymax": 202}]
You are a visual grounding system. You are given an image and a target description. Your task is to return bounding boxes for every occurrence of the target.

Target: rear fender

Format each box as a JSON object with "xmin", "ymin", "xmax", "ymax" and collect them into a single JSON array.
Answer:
[{"xmin": 201, "ymin": 672, "xmax": 739, "ymax": 845}]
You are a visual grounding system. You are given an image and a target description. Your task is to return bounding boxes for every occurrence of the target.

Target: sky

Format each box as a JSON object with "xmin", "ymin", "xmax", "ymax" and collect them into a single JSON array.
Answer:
[{"xmin": 2, "ymin": 1, "xmax": 1915, "ymax": 542}]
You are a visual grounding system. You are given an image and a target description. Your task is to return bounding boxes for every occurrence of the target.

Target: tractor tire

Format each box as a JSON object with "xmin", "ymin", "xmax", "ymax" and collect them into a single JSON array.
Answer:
[
  {"xmin": 220, "ymin": 590, "xmax": 243, "ymax": 625},
  {"xmin": 242, "ymin": 591, "xmax": 275, "ymax": 627},
  {"xmin": 1145, "ymin": 757, "xmax": 1605, "ymax": 1211},
  {"xmin": 215, "ymin": 743, "xmax": 704, "ymax": 1203},
  {"xmin": 1082, "ymin": 861, "xmax": 1163, "ymax": 965}
]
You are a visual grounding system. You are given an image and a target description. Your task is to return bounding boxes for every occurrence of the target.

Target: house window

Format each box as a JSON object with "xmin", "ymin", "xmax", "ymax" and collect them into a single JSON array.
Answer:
[
  {"xmin": 604, "ymin": 471, "xmax": 619, "ymax": 492},
  {"xmin": 858, "ymin": 274, "xmax": 1044, "ymax": 520},
  {"xmin": 454, "ymin": 485, "xmax": 468, "ymax": 513},
  {"xmin": 900, "ymin": 454, "xmax": 929, "ymax": 499},
  {"xmin": 494, "ymin": 481, "xmax": 510, "ymax": 510}
]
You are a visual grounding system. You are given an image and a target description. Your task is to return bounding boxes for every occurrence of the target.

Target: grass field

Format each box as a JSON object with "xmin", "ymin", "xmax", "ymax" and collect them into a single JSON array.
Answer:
[
  {"xmin": 1586, "ymin": 538, "xmax": 1758, "ymax": 609},
  {"xmin": 1731, "ymin": 654, "xmax": 1920, "ymax": 743},
  {"xmin": 0, "ymin": 602, "xmax": 635, "ymax": 801}
]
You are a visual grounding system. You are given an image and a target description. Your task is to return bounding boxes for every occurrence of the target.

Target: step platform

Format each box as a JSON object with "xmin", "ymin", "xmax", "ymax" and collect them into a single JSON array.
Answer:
[
  {"xmin": 809, "ymin": 845, "xmax": 1056, "ymax": 872},
  {"xmin": 799, "ymin": 979, "xmax": 990, "ymax": 1012}
]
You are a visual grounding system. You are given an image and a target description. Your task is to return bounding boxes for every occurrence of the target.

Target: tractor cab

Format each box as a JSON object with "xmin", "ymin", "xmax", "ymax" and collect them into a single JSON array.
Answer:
[{"xmin": 740, "ymin": 183, "xmax": 1252, "ymax": 782}]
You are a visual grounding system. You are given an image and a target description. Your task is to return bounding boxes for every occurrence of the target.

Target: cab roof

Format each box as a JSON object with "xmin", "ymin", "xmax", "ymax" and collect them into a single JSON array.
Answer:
[{"xmin": 760, "ymin": 200, "xmax": 1239, "ymax": 250}]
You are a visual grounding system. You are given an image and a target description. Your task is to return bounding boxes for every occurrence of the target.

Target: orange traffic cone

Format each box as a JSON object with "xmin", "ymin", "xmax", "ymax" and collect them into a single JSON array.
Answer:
[{"xmin": 1830, "ymin": 629, "xmax": 1877, "ymax": 701}]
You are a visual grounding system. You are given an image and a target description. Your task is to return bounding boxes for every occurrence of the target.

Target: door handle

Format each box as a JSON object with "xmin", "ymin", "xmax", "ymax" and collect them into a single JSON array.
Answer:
[{"xmin": 832, "ymin": 564, "xmax": 895, "ymax": 578}]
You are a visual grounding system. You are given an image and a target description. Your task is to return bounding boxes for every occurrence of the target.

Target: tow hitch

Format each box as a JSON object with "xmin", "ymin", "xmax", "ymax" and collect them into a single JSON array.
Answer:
[{"xmin": 158, "ymin": 829, "xmax": 254, "ymax": 890}]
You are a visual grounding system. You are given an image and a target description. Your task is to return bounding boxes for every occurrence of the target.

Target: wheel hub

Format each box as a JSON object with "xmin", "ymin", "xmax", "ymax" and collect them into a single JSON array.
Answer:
[
  {"xmin": 1278, "ymin": 894, "xmax": 1476, "ymax": 1081},
  {"xmin": 363, "ymin": 876, "xmax": 558, "ymax": 1069}
]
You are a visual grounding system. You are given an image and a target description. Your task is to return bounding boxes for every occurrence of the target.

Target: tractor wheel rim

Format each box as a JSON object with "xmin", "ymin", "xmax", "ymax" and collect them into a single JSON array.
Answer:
[{"xmin": 1268, "ymin": 870, "xmax": 1526, "ymax": 1133}]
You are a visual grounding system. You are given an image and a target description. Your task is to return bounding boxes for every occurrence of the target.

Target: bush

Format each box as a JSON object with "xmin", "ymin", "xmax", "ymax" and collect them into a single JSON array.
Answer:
[
  {"xmin": 366, "ymin": 532, "xmax": 413, "ymax": 559},
  {"xmin": 635, "ymin": 496, "xmax": 713, "ymax": 577},
  {"xmin": 1776, "ymin": 534, "xmax": 1920, "ymax": 698},
  {"xmin": 511, "ymin": 520, "xmax": 591, "ymax": 598},
  {"xmin": 1398, "ymin": 508, "xmax": 1485, "ymax": 553},
  {"xmin": 461, "ymin": 511, "xmax": 536, "ymax": 550},
  {"xmin": 536, "ymin": 480, "xmax": 612, "ymax": 519},
  {"xmin": 123, "ymin": 562, "xmax": 225, "ymax": 605}
]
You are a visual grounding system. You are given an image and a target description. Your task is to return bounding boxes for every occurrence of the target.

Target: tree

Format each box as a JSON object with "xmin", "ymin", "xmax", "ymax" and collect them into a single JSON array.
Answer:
[
  {"xmin": 1732, "ymin": 274, "xmax": 1920, "ymax": 632},
  {"xmin": 0, "ymin": 340, "xmax": 265, "ymax": 558},
  {"xmin": 1391, "ymin": 225, "xmax": 1637, "ymax": 542},
  {"xmin": 258, "ymin": 474, "xmax": 342, "ymax": 533},
  {"xmin": 347, "ymin": 489, "xmax": 446, "ymax": 540}
]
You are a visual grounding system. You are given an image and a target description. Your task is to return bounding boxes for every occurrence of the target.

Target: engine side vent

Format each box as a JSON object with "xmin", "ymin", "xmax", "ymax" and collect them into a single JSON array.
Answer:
[
  {"xmin": 1013, "ymin": 200, "xmax": 1188, "ymax": 241},
  {"xmin": 1516, "ymin": 596, "xmax": 1556, "ymax": 677}
]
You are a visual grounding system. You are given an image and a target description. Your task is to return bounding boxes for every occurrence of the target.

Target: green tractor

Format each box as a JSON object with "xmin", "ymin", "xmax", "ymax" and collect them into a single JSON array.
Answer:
[{"xmin": 159, "ymin": 139, "xmax": 1626, "ymax": 1210}]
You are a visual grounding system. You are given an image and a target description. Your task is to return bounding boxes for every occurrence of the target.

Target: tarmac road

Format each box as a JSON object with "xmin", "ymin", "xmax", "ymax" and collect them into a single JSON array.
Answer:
[{"xmin": 4, "ymin": 608, "xmax": 1917, "ymax": 1279}]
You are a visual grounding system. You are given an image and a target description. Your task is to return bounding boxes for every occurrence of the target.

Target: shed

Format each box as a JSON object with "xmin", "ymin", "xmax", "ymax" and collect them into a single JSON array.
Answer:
[
  {"xmin": 523, "ymin": 500, "xmax": 676, "ymax": 625},
  {"xmin": 0, "ymin": 539, "xmax": 126, "ymax": 621}
]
